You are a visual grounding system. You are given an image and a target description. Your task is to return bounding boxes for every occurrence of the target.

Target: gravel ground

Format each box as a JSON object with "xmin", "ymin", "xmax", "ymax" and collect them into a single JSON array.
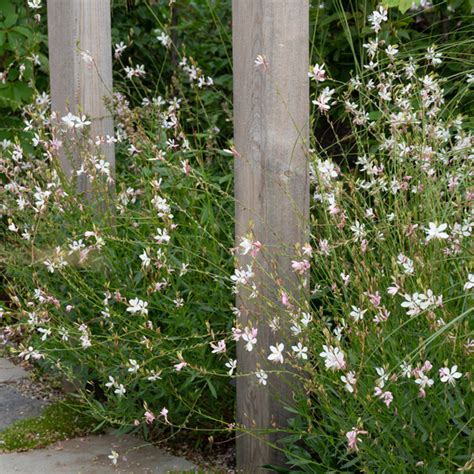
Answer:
[{"xmin": 159, "ymin": 439, "xmax": 235, "ymax": 473}]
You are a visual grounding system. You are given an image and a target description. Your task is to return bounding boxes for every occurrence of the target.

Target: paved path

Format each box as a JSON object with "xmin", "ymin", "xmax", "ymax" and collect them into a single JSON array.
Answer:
[
  {"xmin": 0, "ymin": 358, "xmax": 46, "ymax": 430},
  {"xmin": 0, "ymin": 433, "xmax": 197, "ymax": 473},
  {"xmin": 0, "ymin": 358, "xmax": 197, "ymax": 473}
]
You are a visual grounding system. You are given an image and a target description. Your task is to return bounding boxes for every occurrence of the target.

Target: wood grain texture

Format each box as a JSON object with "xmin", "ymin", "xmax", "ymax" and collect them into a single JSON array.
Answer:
[
  {"xmin": 233, "ymin": 0, "xmax": 309, "ymax": 471},
  {"xmin": 47, "ymin": 0, "xmax": 114, "ymax": 193}
]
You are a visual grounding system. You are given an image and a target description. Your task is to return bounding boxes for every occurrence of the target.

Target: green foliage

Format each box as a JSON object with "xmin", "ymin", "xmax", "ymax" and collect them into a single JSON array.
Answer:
[
  {"xmin": 110, "ymin": 0, "xmax": 233, "ymax": 143},
  {"xmin": 275, "ymin": 30, "xmax": 474, "ymax": 473},
  {"xmin": 0, "ymin": 76, "xmax": 235, "ymax": 439},
  {"xmin": 0, "ymin": 0, "xmax": 47, "ymax": 141}
]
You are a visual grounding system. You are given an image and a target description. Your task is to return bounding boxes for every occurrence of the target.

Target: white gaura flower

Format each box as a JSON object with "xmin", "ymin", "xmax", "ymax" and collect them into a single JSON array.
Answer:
[
  {"xmin": 256, "ymin": 369, "xmax": 268, "ymax": 385},
  {"xmin": 28, "ymin": 0, "xmax": 42, "ymax": 8},
  {"xmin": 80, "ymin": 334, "xmax": 91, "ymax": 348},
  {"xmin": 368, "ymin": 6, "xmax": 388, "ymax": 33},
  {"xmin": 139, "ymin": 250, "xmax": 151, "ymax": 268},
  {"xmin": 147, "ymin": 370, "xmax": 162, "ymax": 381},
  {"xmin": 37, "ymin": 327, "xmax": 51, "ymax": 341},
  {"xmin": 400, "ymin": 361, "xmax": 412, "ymax": 378},
  {"xmin": 425, "ymin": 46, "xmax": 442, "ymax": 66},
  {"xmin": 363, "ymin": 39, "xmax": 379, "ymax": 58},
  {"xmin": 341, "ymin": 371, "xmax": 357, "ymax": 393},
  {"xmin": 242, "ymin": 327, "xmax": 258, "ymax": 352},
  {"xmin": 291, "ymin": 342, "xmax": 309, "ymax": 360},
  {"xmin": 415, "ymin": 373, "xmax": 434, "ymax": 390},
  {"xmin": 350, "ymin": 220, "xmax": 366, "ymax": 242},
  {"xmin": 19, "ymin": 345, "xmax": 43, "ymax": 361},
  {"xmin": 128, "ymin": 359, "xmax": 140, "ymax": 373},
  {"xmin": 231, "ymin": 265, "xmax": 254, "ymax": 286},
  {"xmin": 312, "ymin": 87, "xmax": 336, "ymax": 113},
  {"xmin": 268, "ymin": 343, "xmax": 285, "ymax": 364},
  {"xmin": 225, "ymin": 359, "xmax": 237, "ymax": 376},
  {"xmin": 425, "ymin": 222, "xmax": 449, "ymax": 241},
  {"xmin": 126, "ymin": 298, "xmax": 149, "ymax": 316},
  {"xmin": 385, "ymin": 45, "xmax": 399, "ymax": 58},
  {"xmin": 254, "ymin": 54, "xmax": 269, "ymax": 69},
  {"xmin": 44, "ymin": 259, "xmax": 55, "ymax": 273},
  {"xmin": 8, "ymin": 222, "xmax": 18, "ymax": 232},
  {"xmin": 61, "ymin": 112, "xmax": 76, "ymax": 128},
  {"xmin": 439, "ymin": 365, "xmax": 462, "ymax": 386},
  {"xmin": 320, "ymin": 345, "xmax": 346, "ymax": 371},
  {"xmin": 240, "ymin": 237, "xmax": 253, "ymax": 254},
  {"xmin": 397, "ymin": 253, "xmax": 414, "ymax": 275},
  {"xmin": 350, "ymin": 306, "xmax": 367, "ymax": 322},
  {"xmin": 108, "ymin": 450, "xmax": 119, "ymax": 466},
  {"xmin": 114, "ymin": 42, "xmax": 127, "ymax": 59},
  {"xmin": 154, "ymin": 227, "xmax": 170, "ymax": 244},
  {"xmin": 114, "ymin": 384, "xmax": 126, "ymax": 397},
  {"xmin": 464, "ymin": 274, "xmax": 474, "ymax": 291},
  {"xmin": 156, "ymin": 31, "xmax": 171, "ymax": 48},
  {"xmin": 375, "ymin": 367, "xmax": 389, "ymax": 388}
]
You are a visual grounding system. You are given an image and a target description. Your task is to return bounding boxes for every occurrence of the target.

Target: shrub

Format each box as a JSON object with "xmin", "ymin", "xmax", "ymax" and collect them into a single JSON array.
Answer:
[
  {"xmin": 0, "ymin": 69, "xmax": 235, "ymax": 439},
  {"xmin": 264, "ymin": 7, "xmax": 473, "ymax": 471}
]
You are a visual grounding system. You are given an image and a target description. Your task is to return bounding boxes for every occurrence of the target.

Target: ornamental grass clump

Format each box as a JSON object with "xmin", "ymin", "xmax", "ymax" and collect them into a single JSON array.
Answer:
[
  {"xmin": 238, "ymin": 8, "xmax": 472, "ymax": 471},
  {"xmin": 0, "ymin": 75, "xmax": 235, "ymax": 438}
]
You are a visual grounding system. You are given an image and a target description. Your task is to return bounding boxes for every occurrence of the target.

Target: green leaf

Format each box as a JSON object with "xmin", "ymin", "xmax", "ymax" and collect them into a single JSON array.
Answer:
[
  {"xmin": 3, "ymin": 13, "xmax": 18, "ymax": 29},
  {"xmin": 368, "ymin": 110, "xmax": 383, "ymax": 120},
  {"xmin": 12, "ymin": 25, "xmax": 32, "ymax": 40},
  {"xmin": 399, "ymin": 0, "xmax": 416, "ymax": 13},
  {"xmin": 206, "ymin": 378, "xmax": 218, "ymax": 399},
  {"xmin": 383, "ymin": 0, "xmax": 400, "ymax": 7},
  {"xmin": 0, "ymin": 0, "xmax": 15, "ymax": 17}
]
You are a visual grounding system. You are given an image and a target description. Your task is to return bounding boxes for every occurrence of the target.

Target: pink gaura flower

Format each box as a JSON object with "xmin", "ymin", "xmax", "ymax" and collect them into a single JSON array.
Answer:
[
  {"xmin": 291, "ymin": 259, "xmax": 310, "ymax": 275},
  {"xmin": 160, "ymin": 407, "xmax": 170, "ymax": 424},
  {"xmin": 210, "ymin": 339, "xmax": 226, "ymax": 354},
  {"xmin": 239, "ymin": 237, "xmax": 262, "ymax": 258},
  {"xmin": 374, "ymin": 387, "xmax": 394, "ymax": 407},
  {"xmin": 231, "ymin": 327, "xmax": 243, "ymax": 341},
  {"xmin": 367, "ymin": 291, "xmax": 381, "ymax": 307},
  {"xmin": 346, "ymin": 427, "xmax": 368, "ymax": 452},
  {"xmin": 144, "ymin": 410, "xmax": 156, "ymax": 424},
  {"xmin": 174, "ymin": 361, "xmax": 187, "ymax": 372}
]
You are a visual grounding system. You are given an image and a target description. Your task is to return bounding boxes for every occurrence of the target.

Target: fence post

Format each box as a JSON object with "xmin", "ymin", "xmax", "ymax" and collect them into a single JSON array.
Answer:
[
  {"xmin": 47, "ymin": 0, "xmax": 114, "ymax": 193},
  {"xmin": 233, "ymin": 0, "xmax": 309, "ymax": 471}
]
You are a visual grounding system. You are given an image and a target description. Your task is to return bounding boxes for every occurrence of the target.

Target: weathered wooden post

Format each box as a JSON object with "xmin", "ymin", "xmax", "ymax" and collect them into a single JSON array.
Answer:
[
  {"xmin": 233, "ymin": 0, "xmax": 309, "ymax": 471},
  {"xmin": 47, "ymin": 0, "xmax": 114, "ymax": 192}
]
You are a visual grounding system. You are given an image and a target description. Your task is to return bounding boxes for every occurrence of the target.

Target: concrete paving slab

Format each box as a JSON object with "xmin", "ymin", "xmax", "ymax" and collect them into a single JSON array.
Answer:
[
  {"xmin": 0, "ymin": 358, "xmax": 27, "ymax": 383},
  {"xmin": 0, "ymin": 385, "xmax": 47, "ymax": 430},
  {"xmin": 0, "ymin": 433, "xmax": 197, "ymax": 473}
]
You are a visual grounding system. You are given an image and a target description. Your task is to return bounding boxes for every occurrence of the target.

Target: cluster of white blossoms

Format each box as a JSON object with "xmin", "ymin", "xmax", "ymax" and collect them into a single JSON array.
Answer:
[
  {"xmin": 178, "ymin": 57, "xmax": 214, "ymax": 88},
  {"xmin": 61, "ymin": 112, "xmax": 91, "ymax": 130}
]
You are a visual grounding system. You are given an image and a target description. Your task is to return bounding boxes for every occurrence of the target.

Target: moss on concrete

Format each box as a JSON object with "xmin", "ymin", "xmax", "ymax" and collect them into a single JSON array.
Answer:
[{"xmin": 0, "ymin": 399, "xmax": 97, "ymax": 452}]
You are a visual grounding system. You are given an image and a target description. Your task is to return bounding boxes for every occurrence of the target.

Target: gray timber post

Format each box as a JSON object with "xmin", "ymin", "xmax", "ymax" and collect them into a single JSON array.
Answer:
[
  {"xmin": 233, "ymin": 0, "xmax": 310, "ymax": 471},
  {"xmin": 47, "ymin": 0, "xmax": 114, "ymax": 193}
]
